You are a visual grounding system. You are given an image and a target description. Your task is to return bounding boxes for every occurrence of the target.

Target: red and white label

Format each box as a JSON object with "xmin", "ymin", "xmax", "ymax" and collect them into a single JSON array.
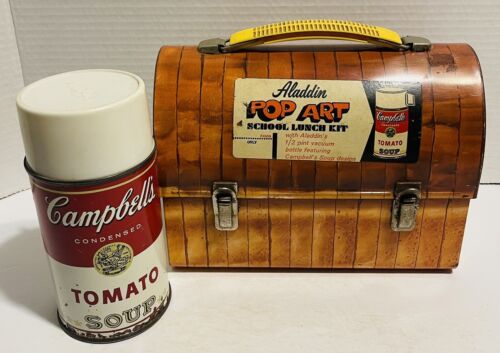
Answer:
[
  {"xmin": 30, "ymin": 155, "xmax": 169, "ymax": 341},
  {"xmin": 373, "ymin": 108, "xmax": 409, "ymax": 158}
]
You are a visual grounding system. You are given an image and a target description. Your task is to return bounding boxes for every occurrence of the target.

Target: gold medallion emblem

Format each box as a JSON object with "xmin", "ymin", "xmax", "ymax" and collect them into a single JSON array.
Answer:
[
  {"xmin": 93, "ymin": 242, "xmax": 133, "ymax": 276},
  {"xmin": 385, "ymin": 127, "xmax": 396, "ymax": 138}
]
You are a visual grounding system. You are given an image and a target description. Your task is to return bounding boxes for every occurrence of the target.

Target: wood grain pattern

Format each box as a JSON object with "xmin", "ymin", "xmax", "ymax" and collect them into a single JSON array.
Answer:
[
  {"xmin": 269, "ymin": 199, "xmax": 291, "ymax": 267},
  {"xmin": 290, "ymin": 199, "xmax": 314, "ymax": 267},
  {"xmin": 428, "ymin": 45, "xmax": 460, "ymax": 198},
  {"xmin": 416, "ymin": 199, "xmax": 448, "ymax": 268},
  {"xmin": 354, "ymin": 199, "xmax": 381, "ymax": 268},
  {"xmin": 375, "ymin": 201, "xmax": 399, "ymax": 268},
  {"xmin": 177, "ymin": 47, "xmax": 202, "ymax": 193},
  {"xmin": 154, "ymin": 46, "xmax": 182, "ymax": 190},
  {"xmin": 335, "ymin": 52, "xmax": 362, "ymax": 199},
  {"xmin": 439, "ymin": 199, "xmax": 469, "ymax": 268},
  {"xmin": 245, "ymin": 52, "xmax": 270, "ymax": 197},
  {"xmin": 313, "ymin": 52, "xmax": 338, "ymax": 198},
  {"xmin": 405, "ymin": 50, "xmax": 434, "ymax": 198},
  {"xmin": 163, "ymin": 197, "xmax": 471, "ymax": 269},
  {"xmin": 182, "ymin": 198, "xmax": 207, "ymax": 266},
  {"xmin": 248, "ymin": 199, "xmax": 270, "ymax": 267},
  {"xmin": 200, "ymin": 54, "xmax": 225, "ymax": 193},
  {"xmin": 449, "ymin": 45, "xmax": 485, "ymax": 198},
  {"xmin": 333, "ymin": 199, "xmax": 358, "ymax": 267},
  {"xmin": 227, "ymin": 199, "xmax": 249, "ymax": 267},
  {"xmin": 222, "ymin": 53, "xmax": 247, "ymax": 193},
  {"xmin": 245, "ymin": 53, "xmax": 270, "ymax": 267},
  {"xmin": 222, "ymin": 53, "xmax": 248, "ymax": 266},
  {"xmin": 311, "ymin": 199, "xmax": 335, "ymax": 268},
  {"xmin": 154, "ymin": 44, "xmax": 485, "ymax": 269},
  {"xmin": 163, "ymin": 198, "xmax": 186, "ymax": 266},
  {"xmin": 199, "ymin": 55, "xmax": 228, "ymax": 265},
  {"xmin": 395, "ymin": 201, "xmax": 424, "ymax": 268},
  {"xmin": 356, "ymin": 52, "xmax": 385, "ymax": 268},
  {"xmin": 155, "ymin": 45, "xmax": 484, "ymax": 199}
]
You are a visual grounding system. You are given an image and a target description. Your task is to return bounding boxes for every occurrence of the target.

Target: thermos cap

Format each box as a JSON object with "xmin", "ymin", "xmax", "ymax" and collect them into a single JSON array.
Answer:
[
  {"xmin": 375, "ymin": 87, "xmax": 413, "ymax": 109},
  {"xmin": 17, "ymin": 69, "xmax": 154, "ymax": 181}
]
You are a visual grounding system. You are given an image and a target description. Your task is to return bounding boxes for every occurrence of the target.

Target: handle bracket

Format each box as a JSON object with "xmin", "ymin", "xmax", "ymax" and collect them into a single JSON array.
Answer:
[
  {"xmin": 401, "ymin": 36, "xmax": 432, "ymax": 52},
  {"xmin": 198, "ymin": 38, "xmax": 227, "ymax": 54}
]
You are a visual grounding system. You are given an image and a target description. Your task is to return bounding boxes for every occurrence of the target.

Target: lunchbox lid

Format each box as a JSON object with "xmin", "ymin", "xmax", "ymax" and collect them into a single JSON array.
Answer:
[{"xmin": 153, "ymin": 20, "xmax": 485, "ymax": 203}]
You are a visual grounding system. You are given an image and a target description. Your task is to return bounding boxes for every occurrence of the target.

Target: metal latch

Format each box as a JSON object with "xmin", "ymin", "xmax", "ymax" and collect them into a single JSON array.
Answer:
[
  {"xmin": 212, "ymin": 182, "xmax": 239, "ymax": 231},
  {"xmin": 391, "ymin": 182, "xmax": 421, "ymax": 231}
]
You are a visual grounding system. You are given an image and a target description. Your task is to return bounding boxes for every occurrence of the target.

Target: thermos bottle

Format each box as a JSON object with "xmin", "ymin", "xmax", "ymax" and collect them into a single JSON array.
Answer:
[{"xmin": 16, "ymin": 69, "xmax": 171, "ymax": 343}]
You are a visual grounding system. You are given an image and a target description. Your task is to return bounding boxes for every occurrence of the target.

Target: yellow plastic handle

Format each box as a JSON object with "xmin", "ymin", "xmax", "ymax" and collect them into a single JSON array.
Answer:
[{"xmin": 198, "ymin": 19, "xmax": 430, "ymax": 54}]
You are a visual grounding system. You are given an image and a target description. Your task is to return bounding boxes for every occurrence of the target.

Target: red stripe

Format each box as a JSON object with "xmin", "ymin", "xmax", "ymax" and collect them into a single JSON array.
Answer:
[{"xmin": 32, "ymin": 158, "xmax": 163, "ymax": 267}]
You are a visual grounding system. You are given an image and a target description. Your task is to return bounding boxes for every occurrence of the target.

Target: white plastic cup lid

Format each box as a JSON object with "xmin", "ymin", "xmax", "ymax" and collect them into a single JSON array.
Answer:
[{"xmin": 17, "ymin": 69, "xmax": 154, "ymax": 181}]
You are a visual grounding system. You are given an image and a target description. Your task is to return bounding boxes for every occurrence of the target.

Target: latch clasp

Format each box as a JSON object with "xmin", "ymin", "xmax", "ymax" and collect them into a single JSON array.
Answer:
[
  {"xmin": 391, "ymin": 182, "xmax": 421, "ymax": 231},
  {"xmin": 212, "ymin": 182, "xmax": 239, "ymax": 231}
]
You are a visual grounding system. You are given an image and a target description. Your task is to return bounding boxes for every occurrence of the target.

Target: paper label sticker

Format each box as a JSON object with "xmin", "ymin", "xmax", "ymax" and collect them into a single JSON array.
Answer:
[{"xmin": 233, "ymin": 79, "xmax": 421, "ymax": 163}]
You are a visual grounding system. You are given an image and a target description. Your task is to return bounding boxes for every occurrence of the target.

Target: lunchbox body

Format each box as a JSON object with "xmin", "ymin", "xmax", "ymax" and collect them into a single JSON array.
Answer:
[
  {"xmin": 153, "ymin": 38, "xmax": 484, "ymax": 269},
  {"xmin": 162, "ymin": 197, "xmax": 470, "ymax": 269}
]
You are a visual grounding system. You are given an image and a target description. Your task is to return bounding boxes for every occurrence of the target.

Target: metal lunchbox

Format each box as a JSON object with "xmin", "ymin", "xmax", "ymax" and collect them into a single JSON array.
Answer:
[{"xmin": 153, "ymin": 19, "xmax": 485, "ymax": 269}]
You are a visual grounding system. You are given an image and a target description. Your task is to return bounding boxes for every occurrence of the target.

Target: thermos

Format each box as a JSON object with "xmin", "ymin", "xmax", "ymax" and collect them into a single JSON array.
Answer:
[
  {"xmin": 16, "ymin": 69, "xmax": 171, "ymax": 343},
  {"xmin": 373, "ymin": 87, "xmax": 415, "ymax": 159}
]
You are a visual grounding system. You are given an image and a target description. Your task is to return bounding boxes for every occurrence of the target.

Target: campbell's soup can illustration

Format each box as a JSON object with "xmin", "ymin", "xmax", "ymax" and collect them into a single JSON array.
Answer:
[
  {"xmin": 16, "ymin": 70, "xmax": 171, "ymax": 343},
  {"xmin": 373, "ymin": 87, "xmax": 415, "ymax": 159}
]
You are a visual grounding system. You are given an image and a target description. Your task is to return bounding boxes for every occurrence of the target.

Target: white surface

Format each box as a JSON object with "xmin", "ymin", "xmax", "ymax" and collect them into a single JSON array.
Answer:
[
  {"xmin": 0, "ymin": 187, "xmax": 498, "ymax": 353},
  {"xmin": 17, "ymin": 69, "xmax": 154, "ymax": 181},
  {"xmin": 0, "ymin": 0, "xmax": 28, "ymax": 197},
  {"xmin": 5, "ymin": 0, "xmax": 500, "ymax": 183}
]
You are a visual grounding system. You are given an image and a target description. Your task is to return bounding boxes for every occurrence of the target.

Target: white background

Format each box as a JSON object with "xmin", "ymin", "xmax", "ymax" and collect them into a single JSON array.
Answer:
[{"xmin": 1, "ymin": 0, "xmax": 499, "ymax": 197}]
